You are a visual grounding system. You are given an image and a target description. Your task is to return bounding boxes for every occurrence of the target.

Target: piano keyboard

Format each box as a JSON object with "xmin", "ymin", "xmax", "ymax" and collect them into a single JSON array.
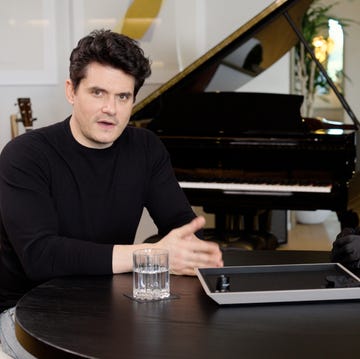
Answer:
[{"xmin": 178, "ymin": 181, "xmax": 332, "ymax": 193}]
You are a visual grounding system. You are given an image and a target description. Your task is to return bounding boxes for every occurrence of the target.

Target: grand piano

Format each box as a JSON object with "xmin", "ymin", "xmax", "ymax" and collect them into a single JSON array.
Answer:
[{"xmin": 130, "ymin": 0, "xmax": 360, "ymax": 249}]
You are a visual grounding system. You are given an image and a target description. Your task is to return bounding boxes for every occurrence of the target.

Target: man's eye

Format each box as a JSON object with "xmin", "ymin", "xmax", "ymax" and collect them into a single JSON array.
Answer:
[
  {"xmin": 118, "ymin": 93, "xmax": 131, "ymax": 101},
  {"xmin": 92, "ymin": 89, "xmax": 103, "ymax": 96}
]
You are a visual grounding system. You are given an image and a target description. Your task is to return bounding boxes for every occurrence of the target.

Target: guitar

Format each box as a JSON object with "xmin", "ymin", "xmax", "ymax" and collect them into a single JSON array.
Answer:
[
  {"xmin": 17, "ymin": 98, "xmax": 35, "ymax": 132},
  {"xmin": 11, "ymin": 98, "xmax": 36, "ymax": 138}
]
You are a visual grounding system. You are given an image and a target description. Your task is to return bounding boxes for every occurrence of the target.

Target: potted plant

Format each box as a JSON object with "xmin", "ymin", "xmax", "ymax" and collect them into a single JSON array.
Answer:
[{"xmin": 293, "ymin": 0, "xmax": 354, "ymax": 117}]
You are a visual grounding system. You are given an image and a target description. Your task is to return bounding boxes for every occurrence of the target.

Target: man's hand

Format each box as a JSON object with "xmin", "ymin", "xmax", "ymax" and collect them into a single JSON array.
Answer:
[
  {"xmin": 331, "ymin": 227, "xmax": 360, "ymax": 268},
  {"xmin": 155, "ymin": 216, "xmax": 224, "ymax": 276},
  {"xmin": 112, "ymin": 216, "xmax": 223, "ymax": 275}
]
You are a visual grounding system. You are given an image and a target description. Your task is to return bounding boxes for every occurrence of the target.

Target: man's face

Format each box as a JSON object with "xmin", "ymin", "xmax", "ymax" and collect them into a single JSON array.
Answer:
[{"xmin": 66, "ymin": 62, "xmax": 135, "ymax": 149}]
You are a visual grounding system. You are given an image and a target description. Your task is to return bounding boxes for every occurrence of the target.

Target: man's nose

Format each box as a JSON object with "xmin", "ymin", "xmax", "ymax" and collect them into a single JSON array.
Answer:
[{"xmin": 102, "ymin": 97, "xmax": 116, "ymax": 115}]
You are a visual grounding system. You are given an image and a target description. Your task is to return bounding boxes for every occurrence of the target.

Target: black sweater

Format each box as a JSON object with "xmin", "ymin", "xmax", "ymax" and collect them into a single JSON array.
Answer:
[{"xmin": 0, "ymin": 118, "xmax": 195, "ymax": 310}]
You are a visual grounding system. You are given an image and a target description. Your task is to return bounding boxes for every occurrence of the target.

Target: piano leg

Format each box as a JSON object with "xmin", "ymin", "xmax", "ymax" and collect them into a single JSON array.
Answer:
[{"xmin": 203, "ymin": 208, "xmax": 279, "ymax": 250}]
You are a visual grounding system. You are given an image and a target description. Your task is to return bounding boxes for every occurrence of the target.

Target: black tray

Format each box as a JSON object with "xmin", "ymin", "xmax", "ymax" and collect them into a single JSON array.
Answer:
[{"xmin": 196, "ymin": 263, "xmax": 360, "ymax": 305}]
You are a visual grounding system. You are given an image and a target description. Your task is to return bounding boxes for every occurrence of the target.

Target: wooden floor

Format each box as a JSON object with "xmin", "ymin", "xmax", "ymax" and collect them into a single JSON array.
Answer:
[{"xmin": 280, "ymin": 211, "xmax": 340, "ymax": 251}]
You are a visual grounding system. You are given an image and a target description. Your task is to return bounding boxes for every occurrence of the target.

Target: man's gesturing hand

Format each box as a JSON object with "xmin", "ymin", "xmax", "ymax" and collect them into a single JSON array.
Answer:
[{"xmin": 155, "ymin": 216, "xmax": 224, "ymax": 276}]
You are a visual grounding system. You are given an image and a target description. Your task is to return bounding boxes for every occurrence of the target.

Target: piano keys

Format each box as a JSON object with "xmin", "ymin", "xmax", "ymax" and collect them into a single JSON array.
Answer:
[
  {"xmin": 130, "ymin": 0, "xmax": 360, "ymax": 248},
  {"xmin": 178, "ymin": 181, "xmax": 332, "ymax": 194}
]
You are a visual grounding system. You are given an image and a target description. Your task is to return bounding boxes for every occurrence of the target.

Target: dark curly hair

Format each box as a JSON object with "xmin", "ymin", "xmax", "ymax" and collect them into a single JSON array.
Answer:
[{"xmin": 69, "ymin": 29, "xmax": 151, "ymax": 98}]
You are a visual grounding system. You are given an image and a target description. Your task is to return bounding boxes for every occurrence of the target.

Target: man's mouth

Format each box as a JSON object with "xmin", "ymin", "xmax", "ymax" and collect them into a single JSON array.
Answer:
[{"xmin": 97, "ymin": 120, "xmax": 116, "ymax": 128}]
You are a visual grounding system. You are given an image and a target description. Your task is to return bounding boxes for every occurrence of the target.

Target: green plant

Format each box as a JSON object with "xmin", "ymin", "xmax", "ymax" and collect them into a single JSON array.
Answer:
[{"xmin": 294, "ymin": 0, "xmax": 354, "ymax": 116}]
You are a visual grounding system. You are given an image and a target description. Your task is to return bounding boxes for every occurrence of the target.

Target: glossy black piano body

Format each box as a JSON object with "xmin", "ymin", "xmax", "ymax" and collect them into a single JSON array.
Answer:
[
  {"xmin": 147, "ymin": 92, "xmax": 356, "ymax": 211},
  {"xmin": 131, "ymin": 0, "xmax": 360, "ymax": 247}
]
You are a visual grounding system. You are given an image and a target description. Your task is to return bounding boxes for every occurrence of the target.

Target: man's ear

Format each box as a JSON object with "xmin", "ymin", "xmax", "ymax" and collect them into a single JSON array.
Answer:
[{"xmin": 65, "ymin": 79, "xmax": 75, "ymax": 105}]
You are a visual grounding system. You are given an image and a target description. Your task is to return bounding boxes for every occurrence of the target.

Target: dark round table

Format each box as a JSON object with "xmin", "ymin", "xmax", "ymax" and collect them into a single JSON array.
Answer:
[{"xmin": 15, "ymin": 250, "xmax": 360, "ymax": 359}]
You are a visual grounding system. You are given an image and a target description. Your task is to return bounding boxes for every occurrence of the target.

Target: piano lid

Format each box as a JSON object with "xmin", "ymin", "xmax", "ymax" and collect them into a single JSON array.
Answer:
[{"xmin": 130, "ymin": 0, "xmax": 358, "ymax": 129}]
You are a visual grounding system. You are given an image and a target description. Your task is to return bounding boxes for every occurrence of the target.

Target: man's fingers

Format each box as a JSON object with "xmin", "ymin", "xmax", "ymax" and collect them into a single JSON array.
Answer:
[
  {"xmin": 160, "ymin": 216, "xmax": 224, "ymax": 276},
  {"xmin": 174, "ymin": 216, "xmax": 206, "ymax": 238},
  {"xmin": 188, "ymin": 237, "xmax": 221, "ymax": 254},
  {"xmin": 192, "ymin": 249, "xmax": 223, "ymax": 267},
  {"xmin": 334, "ymin": 235, "xmax": 356, "ymax": 248}
]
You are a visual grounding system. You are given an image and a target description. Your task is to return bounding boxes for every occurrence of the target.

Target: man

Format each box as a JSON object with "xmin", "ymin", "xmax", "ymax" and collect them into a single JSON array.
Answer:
[{"xmin": 0, "ymin": 29, "xmax": 223, "ymax": 358}]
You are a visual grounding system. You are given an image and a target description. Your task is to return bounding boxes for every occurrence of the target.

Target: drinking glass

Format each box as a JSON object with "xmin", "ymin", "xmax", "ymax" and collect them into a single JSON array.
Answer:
[{"xmin": 133, "ymin": 248, "xmax": 170, "ymax": 300}]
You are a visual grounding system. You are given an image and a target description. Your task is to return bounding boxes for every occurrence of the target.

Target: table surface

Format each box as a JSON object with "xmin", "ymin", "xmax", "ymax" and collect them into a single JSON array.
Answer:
[{"xmin": 15, "ymin": 250, "xmax": 360, "ymax": 359}]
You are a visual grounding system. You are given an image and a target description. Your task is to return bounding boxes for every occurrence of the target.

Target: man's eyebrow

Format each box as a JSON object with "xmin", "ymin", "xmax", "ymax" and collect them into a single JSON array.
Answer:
[
  {"xmin": 88, "ymin": 87, "xmax": 133, "ymax": 98},
  {"xmin": 89, "ymin": 86, "xmax": 107, "ymax": 93}
]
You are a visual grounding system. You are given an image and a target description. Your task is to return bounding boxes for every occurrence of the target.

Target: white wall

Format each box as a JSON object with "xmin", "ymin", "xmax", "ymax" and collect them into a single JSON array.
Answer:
[
  {"xmin": 0, "ymin": 1, "xmax": 73, "ymax": 149},
  {"xmin": 0, "ymin": 0, "xmax": 280, "ymax": 151}
]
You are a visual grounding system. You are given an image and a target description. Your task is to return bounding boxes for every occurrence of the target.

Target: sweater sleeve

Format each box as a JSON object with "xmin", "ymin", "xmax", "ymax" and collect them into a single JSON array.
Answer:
[
  {"xmin": 143, "ymin": 131, "xmax": 198, "ymax": 236},
  {"xmin": 0, "ymin": 136, "xmax": 113, "ymax": 282}
]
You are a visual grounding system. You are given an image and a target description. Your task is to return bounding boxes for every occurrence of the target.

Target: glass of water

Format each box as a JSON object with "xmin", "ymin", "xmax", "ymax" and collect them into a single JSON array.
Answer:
[{"xmin": 133, "ymin": 248, "xmax": 170, "ymax": 300}]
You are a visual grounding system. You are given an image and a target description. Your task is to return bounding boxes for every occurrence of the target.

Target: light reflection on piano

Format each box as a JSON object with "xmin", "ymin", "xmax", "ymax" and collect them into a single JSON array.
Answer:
[{"xmin": 131, "ymin": 0, "xmax": 360, "ymax": 249}]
